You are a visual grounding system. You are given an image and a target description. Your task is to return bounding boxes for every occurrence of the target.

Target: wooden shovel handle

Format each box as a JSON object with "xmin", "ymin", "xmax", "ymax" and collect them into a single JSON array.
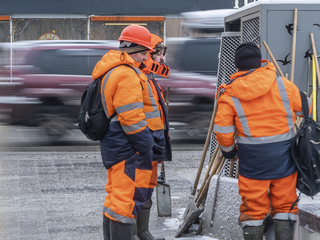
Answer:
[
  {"xmin": 263, "ymin": 41, "xmax": 284, "ymax": 78},
  {"xmin": 160, "ymin": 86, "xmax": 170, "ymax": 180},
  {"xmin": 198, "ymin": 147, "xmax": 221, "ymax": 195},
  {"xmin": 166, "ymin": 85, "xmax": 170, "ymax": 113},
  {"xmin": 196, "ymin": 157, "xmax": 226, "ymax": 208},
  {"xmin": 196, "ymin": 153, "xmax": 224, "ymax": 203},
  {"xmin": 196, "ymin": 149, "xmax": 222, "ymax": 203},
  {"xmin": 290, "ymin": 8, "xmax": 298, "ymax": 83},
  {"xmin": 192, "ymin": 91, "xmax": 222, "ymax": 195}
]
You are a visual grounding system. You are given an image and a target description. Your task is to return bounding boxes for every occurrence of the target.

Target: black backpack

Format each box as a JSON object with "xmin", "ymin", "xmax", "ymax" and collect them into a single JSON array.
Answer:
[
  {"xmin": 291, "ymin": 91, "xmax": 320, "ymax": 197},
  {"xmin": 78, "ymin": 70, "xmax": 116, "ymax": 141}
]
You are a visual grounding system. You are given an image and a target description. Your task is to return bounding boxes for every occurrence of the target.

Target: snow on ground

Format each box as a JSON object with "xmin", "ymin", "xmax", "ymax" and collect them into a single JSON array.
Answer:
[
  {"xmin": 178, "ymin": 236, "xmax": 218, "ymax": 240},
  {"xmin": 162, "ymin": 207, "xmax": 219, "ymax": 239},
  {"xmin": 299, "ymin": 192, "xmax": 320, "ymax": 217}
]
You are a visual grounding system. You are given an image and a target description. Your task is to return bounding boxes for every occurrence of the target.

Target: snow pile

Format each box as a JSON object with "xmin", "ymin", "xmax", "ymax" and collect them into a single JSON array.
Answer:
[{"xmin": 299, "ymin": 192, "xmax": 320, "ymax": 218}]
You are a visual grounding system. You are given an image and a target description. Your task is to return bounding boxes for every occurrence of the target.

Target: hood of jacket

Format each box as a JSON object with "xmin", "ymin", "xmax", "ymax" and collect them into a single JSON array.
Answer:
[
  {"xmin": 142, "ymin": 56, "xmax": 153, "ymax": 74},
  {"xmin": 92, "ymin": 50, "xmax": 141, "ymax": 79},
  {"xmin": 221, "ymin": 60, "xmax": 277, "ymax": 101}
]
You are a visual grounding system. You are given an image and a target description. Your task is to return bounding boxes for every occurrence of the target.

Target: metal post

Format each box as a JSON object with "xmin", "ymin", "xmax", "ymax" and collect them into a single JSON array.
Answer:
[
  {"xmin": 87, "ymin": 15, "xmax": 91, "ymax": 40},
  {"xmin": 234, "ymin": 0, "xmax": 239, "ymax": 9},
  {"xmin": 10, "ymin": 16, "xmax": 13, "ymax": 82}
]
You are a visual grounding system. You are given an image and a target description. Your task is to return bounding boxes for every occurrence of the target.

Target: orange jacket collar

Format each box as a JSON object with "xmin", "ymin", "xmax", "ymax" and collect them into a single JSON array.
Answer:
[
  {"xmin": 217, "ymin": 60, "xmax": 277, "ymax": 101},
  {"xmin": 92, "ymin": 50, "xmax": 140, "ymax": 79}
]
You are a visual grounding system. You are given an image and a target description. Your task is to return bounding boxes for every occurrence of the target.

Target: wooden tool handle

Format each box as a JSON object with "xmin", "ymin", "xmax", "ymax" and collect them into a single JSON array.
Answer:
[
  {"xmin": 166, "ymin": 85, "xmax": 170, "ymax": 113},
  {"xmin": 263, "ymin": 41, "xmax": 284, "ymax": 77},
  {"xmin": 290, "ymin": 8, "xmax": 298, "ymax": 82},
  {"xmin": 192, "ymin": 91, "xmax": 222, "ymax": 195}
]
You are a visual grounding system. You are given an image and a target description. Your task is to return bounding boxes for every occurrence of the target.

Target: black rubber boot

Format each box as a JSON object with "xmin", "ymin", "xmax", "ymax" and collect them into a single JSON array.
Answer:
[
  {"xmin": 242, "ymin": 225, "xmax": 264, "ymax": 240},
  {"xmin": 133, "ymin": 218, "xmax": 141, "ymax": 240},
  {"xmin": 109, "ymin": 218, "xmax": 133, "ymax": 240},
  {"xmin": 274, "ymin": 220, "xmax": 295, "ymax": 240},
  {"xmin": 137, "ymin": 208, "xmax": 165, "ymax": 240}
]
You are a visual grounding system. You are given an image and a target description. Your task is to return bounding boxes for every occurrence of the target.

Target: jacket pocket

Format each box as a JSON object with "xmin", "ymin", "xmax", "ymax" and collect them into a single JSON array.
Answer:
[{"xmin": 152, "ymin": 129, "xmax": 165, "ymax": 155}]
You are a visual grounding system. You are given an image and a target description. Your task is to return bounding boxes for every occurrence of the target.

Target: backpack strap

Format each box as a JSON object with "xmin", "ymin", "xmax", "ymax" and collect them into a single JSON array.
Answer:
[
  {"xmin": 299, "ymin": 91, "xmax": 309, "ymax": 119},
  {"xmin": 100, "ymin": 64, "xmax": 140, "ymax": 120}
]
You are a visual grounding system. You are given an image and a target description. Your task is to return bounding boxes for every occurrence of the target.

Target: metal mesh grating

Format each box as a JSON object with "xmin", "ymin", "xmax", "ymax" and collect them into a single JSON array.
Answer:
[
  {"xmin": 216, "ymin": 33, "xmax": 241, "ymax": 87},
  {"xmin": 209, "ymin": 32, "xmax": 241, "ymax": 178},
  {"xmin": 243, "ymin": 17, "xmax": 260, "ymax": 45},
  {"xmin": 222, "ymin": 159, "xmax": 238, "ymax": 178}
]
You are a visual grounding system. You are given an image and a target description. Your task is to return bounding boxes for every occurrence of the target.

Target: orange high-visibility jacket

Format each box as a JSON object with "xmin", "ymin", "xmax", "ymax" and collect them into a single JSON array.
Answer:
[
  {"xmin": 143, "ymin": 71, "xmax": 172, "ymax": 162},
  {"xmin": 214, "ymin": 60, "xmax": 311, "ymax": 180},
  {"xmin": 92, "ymin": 50, "xmax": 154, "ymax": 169},
  {"xmin": 141, "ymin": 34, "xmax": 172, "ymax": 162}
]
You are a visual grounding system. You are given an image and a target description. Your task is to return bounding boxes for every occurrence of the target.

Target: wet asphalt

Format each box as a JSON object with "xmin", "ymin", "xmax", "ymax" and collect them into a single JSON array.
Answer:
[{"xmin": 0, "ymin": 126, "xmax": 209, "ymax": 240}]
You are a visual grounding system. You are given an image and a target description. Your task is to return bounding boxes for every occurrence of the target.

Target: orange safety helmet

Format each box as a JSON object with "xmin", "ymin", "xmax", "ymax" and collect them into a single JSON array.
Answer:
[
  {"xmin": 118, "ymin": 25, "xmax": 154, "ymax": 52},
  {"xmin": 144, "ymin": 34, "xmax": 170, "ymax": 77}
]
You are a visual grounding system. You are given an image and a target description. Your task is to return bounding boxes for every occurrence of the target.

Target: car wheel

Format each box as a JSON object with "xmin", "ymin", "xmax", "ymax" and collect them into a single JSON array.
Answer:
[{"xmin": 37, "ymin": 105, "xmax": 73, "ymax": 138}]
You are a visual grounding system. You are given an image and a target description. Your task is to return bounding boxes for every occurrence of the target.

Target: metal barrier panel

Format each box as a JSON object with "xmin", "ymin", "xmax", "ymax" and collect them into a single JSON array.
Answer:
[
  {"xmin": 209, "ymin": 32, "xmax": 241, "ymax": 178},
  {"xmin": 242, "ymin": 16, "xmax": 260, "ymax": 44}
]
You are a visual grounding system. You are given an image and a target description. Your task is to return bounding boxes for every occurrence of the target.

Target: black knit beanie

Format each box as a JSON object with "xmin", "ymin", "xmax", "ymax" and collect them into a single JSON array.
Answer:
[{"xmin": 234, "ymin": 42, "xmax": 261, "ymax": 70}]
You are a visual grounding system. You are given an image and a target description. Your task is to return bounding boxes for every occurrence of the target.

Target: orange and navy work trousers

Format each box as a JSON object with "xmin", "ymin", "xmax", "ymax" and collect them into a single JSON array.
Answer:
[
  {"xmin": 238, "ymin": 171, "xmax": 298, "ymax": 227},
  {"xmin": 144, "ymin": 161, "xmax": 160, "ymax": 204},
  {"xmin": 102, "ymin": 152, "xmax": 153, "ymax": 224}
]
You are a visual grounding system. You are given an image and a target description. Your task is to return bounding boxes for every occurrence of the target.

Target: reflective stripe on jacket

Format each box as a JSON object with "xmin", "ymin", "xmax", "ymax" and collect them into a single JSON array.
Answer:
[
  {"xmin": 92, "ymin": 50, "xmax": 154, "ymax": 169},
  {"xmin": 214, "ymin": 60, "xmax": 309, "ymax": 180},
  {"xmin": 142, "ymin": 75, "xmax": 164, "ymax": 131}
]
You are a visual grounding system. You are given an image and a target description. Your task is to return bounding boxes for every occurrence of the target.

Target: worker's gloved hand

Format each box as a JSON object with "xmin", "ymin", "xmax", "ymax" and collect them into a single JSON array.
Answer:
[
  {"xmin": 221, "ymin": 148, "xmax": 237, "ymax": 159},
  {"xmin": 153, "ymin": 145, "xmax": 165, "ymax": 155},
  {"xmin": 229, "ymin": 156, "xmax": 239, "ymax": 162},
  {"xmin": 137, "ymin": 148, "xmax": 153, "ymax": 170}
]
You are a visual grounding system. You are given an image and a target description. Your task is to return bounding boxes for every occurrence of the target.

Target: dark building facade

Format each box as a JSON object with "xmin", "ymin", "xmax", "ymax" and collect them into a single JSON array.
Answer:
[
  {"xmin": 0, "ymin": 0, "xmax": 236, "ymax": 42},
  {"xmin": 0, "ymin": 0, "xmax": 234, "ymax": 15}
]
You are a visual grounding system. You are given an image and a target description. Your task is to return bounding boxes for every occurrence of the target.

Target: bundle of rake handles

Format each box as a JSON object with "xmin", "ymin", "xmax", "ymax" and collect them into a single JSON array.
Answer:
[{"xmin": 195, "ymin": 143, "xmax": 239, "ymax": 208}]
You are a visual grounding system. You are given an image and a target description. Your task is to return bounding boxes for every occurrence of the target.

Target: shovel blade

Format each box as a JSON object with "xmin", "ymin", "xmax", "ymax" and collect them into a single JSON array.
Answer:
[
  {"xmin": 175, "ymin": 203, "xmax": 204, "ymax": 238},
  {"xmin": 182, "ymin": 193, "xmax": 196, "ymax": 219},
  {"xmin": 156, "ymin": 182, "xmax": 172, "ymax": 217}
]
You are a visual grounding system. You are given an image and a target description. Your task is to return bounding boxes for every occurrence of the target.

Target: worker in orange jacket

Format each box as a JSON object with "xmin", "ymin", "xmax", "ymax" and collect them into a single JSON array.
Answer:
[
  {"xmin": 213, "ymin": 42, "xmax": 311, "ymax": 240},
  {"xmin": 131, "ymin": 34, "xmax": 172, "ymax": 240},
  {"xmin": 92, "ymin": 25, "xmax": 156, "ymax": 240}
]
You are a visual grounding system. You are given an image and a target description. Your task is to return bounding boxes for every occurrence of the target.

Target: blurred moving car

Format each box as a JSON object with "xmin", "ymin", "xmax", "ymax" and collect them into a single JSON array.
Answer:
[
  {"xmin": 166, "ymin": 37, "xmax": 220, "ymax": 75},
  {"xmin": 157, "ymin": 70, "xmax": 216, "ymax": 137},
  {"xmin": 179, "ymin": 9, "xmax": 236, "ymax": 37},
  {"xmin": 0, "ymin": 40, "xmax": 119, "ymax": 138},
  {"xmin": 0, "ymin": 39, "xmax": 219, "ymax": 139},
  {"xmin": 163, "ymin": 37, "xmax": 220, "ymax": 136}
]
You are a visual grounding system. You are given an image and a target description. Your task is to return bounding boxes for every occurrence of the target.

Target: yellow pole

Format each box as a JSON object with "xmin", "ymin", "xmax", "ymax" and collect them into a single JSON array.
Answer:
[{"xmin": 312, "ymin": 54, "xmax": 317, "ymax": 121}]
